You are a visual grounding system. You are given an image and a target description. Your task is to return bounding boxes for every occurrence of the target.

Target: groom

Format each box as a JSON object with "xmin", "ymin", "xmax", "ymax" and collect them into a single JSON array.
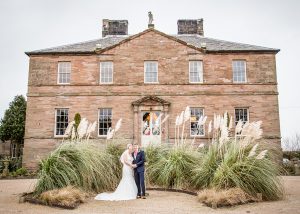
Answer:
[{"xmin": 132, "ymin": 143, "xmax": 146, "ymax": 199}]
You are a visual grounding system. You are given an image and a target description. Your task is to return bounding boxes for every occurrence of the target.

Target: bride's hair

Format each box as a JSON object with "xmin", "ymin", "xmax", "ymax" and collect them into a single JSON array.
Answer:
[{"xmin": 126, "ymin": 143, "xmax": 132, "ymax": 149}]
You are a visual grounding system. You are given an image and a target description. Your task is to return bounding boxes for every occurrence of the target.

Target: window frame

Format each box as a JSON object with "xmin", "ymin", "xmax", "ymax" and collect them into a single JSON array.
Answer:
[
  {"xmin": 54, "ymin": 108, "xmax": 69, "ymax": 138},
  {"xmin": 98, "ymin": 108, "xmax": 113, "ymax": 137},
  {"xmin": 144, "ymin": 61, "xmax": 159, "ymax": 84},
  {"xmin": 234, "ymin": 107, "xmax": 250, "ymax": 125},
  {"xmin": 57, "ymin": 62, "xmax": 71, "ymax": 85},
  {"xmin": 100, "ymin": 61, "xmax": 114, "ymax": 84},
  {"xmin": 189, "ymin": 60, "xmax": 203, "ymax": 83},
  {"xmin": 232, "ymin": 60, "xmax": 247, "ymax": 83},
  {"xmin": 190, "ymin": 107, "xmax": 205, "ymax": 137}
]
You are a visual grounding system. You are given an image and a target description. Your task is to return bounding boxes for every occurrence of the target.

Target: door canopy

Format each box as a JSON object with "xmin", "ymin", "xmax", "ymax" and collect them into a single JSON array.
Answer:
[{"xmin": 132, "ymin": 96, "xmax": 171, "ymax": 107}]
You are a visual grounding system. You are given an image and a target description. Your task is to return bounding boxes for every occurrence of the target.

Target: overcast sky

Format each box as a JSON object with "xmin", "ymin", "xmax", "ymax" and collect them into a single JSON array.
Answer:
[{"xmin": 0, "ymin": 0, "xmax": 299, "ymax": 138}]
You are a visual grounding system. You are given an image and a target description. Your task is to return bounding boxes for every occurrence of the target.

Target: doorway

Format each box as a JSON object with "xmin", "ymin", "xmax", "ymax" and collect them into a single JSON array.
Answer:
[{"xmin": 141, "ymin": 111, "xmax": 161, "ymax": 147}]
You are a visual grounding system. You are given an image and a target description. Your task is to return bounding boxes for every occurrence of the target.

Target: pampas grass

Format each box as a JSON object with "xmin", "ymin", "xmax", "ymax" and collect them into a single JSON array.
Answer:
[
  {"xmin": 146, "ymin": 144, "xmax": 201, "ymax": 189},
  {"xmin": 192, "ymin": 139, "xmax": 283, "ymax": 200},
  {"xmin": 34, "ymin": 142, "xmax": 120, "ymax": 195}
]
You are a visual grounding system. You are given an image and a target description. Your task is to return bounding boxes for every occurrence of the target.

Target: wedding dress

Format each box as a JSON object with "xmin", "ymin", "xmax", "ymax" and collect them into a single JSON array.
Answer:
[{"xmin": 95, "ymin": 149, "xmax": 138, "ymax": 201}]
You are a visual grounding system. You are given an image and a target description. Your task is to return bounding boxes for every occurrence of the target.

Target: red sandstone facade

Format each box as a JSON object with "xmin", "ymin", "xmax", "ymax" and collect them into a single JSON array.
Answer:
[{"xmin": 23, "ymin": 20, "xmax": 281, "ymax": 169}]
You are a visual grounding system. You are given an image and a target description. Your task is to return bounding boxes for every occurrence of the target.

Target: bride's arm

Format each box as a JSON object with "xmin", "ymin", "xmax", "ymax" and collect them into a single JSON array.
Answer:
[{"xmin": 123, "ymin": 153, "xmax": 133, "ymax": 167}]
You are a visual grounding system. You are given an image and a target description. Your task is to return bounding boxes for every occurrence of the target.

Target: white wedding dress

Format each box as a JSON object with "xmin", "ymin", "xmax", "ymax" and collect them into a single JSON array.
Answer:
[{"xmin": 95, "ymin": 149, "xmax": 138, "ymax": 201}]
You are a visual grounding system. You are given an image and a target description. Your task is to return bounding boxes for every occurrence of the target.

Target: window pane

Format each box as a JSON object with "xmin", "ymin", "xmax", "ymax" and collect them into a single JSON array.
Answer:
[
  {"xmin": 152, "ymin": 112, "xmax": 161, "ymax": 135},
  {"xmin": 235, "ymin": 108, "xmax": 249, "ymax": 125},
  {"xmin": 99, "ymin": 108, "xmax": 112, "ymax": 135},
  {"xmin": 190, "ymin": 107, "xmax": 204, "ymax": 136},
  {"xmin": 233, "ymin": 60, "xmax": 246, "ymax": 83},
  {"xmin": 145, "ymin": 61, "xmax": 158, "ymax": 83},
  {"xmin": 143, "ymin": 112, "xmax": 151, "ymax": 135},
  {"xmin": 100, "ymin": 62, "xmax": 113, "ymax": 83},
  {"xmin": 189, "ymin": 61, "xmax": 203, "ymax": 83},
  {"xmin": 55, "ymin": 109, "xmax": 69, "ymax": 136},
  {"xmin": 58, "ymin": 62, "xmax": 71, "ymax": 84}
]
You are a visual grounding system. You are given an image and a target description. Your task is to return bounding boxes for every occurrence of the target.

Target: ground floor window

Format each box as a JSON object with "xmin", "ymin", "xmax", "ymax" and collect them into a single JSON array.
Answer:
[
  {"xmin": 98, "ymin": 108, "xmax": 112, "ymax": 136},
  {"xmin": 11, "ymin": 143, "xmax": 17, "ymax": 158},
  {"xmin": 235, "ymin": 108, "xmax": 249, "ymax": 125},
  {"xmin": 190, "ymin": 107, "xmax": 204, "ymax": 136},
  {"xmin": 55, "ymin": 108, "xmax": 69, "ymax": 136}
]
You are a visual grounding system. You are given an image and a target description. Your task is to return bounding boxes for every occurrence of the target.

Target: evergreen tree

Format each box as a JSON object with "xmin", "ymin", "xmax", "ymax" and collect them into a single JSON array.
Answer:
[{"xmin": 0, "ymin": 95, "xmax": 26, "ymax": 143}]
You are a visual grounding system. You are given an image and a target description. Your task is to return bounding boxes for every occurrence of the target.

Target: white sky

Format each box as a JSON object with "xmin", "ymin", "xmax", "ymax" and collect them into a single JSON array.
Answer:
[{"xmin": 0, "ymin": 0, "xmax": 299, "ymax": 138}]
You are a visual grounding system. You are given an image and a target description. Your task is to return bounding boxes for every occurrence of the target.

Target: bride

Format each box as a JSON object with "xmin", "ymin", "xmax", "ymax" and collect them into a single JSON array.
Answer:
[{"xmin": 95, "ymin": 144, "xmax": 138, "ymax": 201}]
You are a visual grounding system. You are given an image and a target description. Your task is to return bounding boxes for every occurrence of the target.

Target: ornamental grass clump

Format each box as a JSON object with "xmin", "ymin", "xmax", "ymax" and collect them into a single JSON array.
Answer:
[
  {"xmin": 34, "ymin": 117, "xmax": 123, "ymax": 195},
  {"xmin": 191, "ymin": 111, "xmax": 284, "ymax": 201},
  {"xmin": 146, "ymin": 144, "xmax": 201, "ymax": 189},
  {"xmin": 34, "ymin": 142, "xmax": 120, "ymax": 195}
]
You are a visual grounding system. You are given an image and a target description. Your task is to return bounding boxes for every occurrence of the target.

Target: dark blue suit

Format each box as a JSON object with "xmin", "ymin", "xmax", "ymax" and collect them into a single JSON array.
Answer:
[{"xmin": 132, "ymin": 150, "xmax": 146, "ymax": 196}]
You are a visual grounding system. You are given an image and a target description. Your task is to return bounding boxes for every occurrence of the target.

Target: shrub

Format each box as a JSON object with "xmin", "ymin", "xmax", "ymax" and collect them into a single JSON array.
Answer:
[
  {"xmin": 34, "ymin": 142, "xmax": 120, "ymax": 195},
  {"xmin": 282, "ymin": 161, "xmax": 295, "ymax": 175},
  {"xmin": 283, "ymin": 151, "xmax": 300, "ymax": 160},
  {"xmin": 9, "ymin": 157, "xmax": 22, "ymax": 172},
  {"xmin": 16, "ymin": 167, "xmax": 28, "ymax": 176}
]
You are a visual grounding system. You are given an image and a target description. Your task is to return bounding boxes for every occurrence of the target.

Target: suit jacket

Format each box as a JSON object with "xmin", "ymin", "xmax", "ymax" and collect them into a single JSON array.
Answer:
[{"xmin": 132, "ymin": 150, "xmax": 146, "ymax": 173}]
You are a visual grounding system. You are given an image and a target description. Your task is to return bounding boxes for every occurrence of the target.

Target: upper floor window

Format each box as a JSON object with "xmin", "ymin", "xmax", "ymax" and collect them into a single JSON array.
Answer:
[
  {"xmin": 55, "ymin": 108, "xmax": 69, "ymax": 136},
  {"xmin": 235, "ymin": 108, "xmax": 249, "ymax": 125},
  {"xmin": 100, "ymin": 62, "xmax": 113, "ymax": 84},
  {"xmin": 144, "ymin": 61, "xmax": 158, "ymax": 83},
  {"xmin": 232, "ymin": 60, "xmax": 247, "ymax": 83},
  {"xmin": 58, "ymin": 62, "xmax": 71, "ymax": 84},
  {"xmin": 98, "ymin": 108, "xmax": 112, "ymax": 136},
  {"xmin": 189, "ymin": 61, "xmax": 203, "ymax": 83},
  {"xmin": 190, "ymin": 107, "xmax": 205, "ymax": 136}
]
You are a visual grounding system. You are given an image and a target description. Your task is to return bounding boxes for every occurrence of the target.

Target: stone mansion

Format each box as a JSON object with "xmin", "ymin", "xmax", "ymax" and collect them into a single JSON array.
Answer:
[{"xmin": 23, "ymin": 19, "xmax": 281, "ymax": 169}]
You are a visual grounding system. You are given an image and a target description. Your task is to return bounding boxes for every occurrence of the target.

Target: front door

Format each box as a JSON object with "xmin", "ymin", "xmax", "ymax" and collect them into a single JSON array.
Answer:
[{"xmin": 141, "ymin": 111, "xmax": 161, "ymax": 147}]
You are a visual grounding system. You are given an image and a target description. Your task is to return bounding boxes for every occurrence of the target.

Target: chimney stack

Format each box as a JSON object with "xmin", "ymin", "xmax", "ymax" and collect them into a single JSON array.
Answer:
[
  {"xmin": 102, "ymin": 19, "xmax": 128, "ymax": 37},
  {"xmin": 177, "ymin": 19, "xmax": 204, "ymax": 36}
]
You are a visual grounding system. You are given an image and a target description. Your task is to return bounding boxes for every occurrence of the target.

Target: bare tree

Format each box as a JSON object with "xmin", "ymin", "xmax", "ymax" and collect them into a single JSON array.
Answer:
[{"xmin": 282, "ymin": 134, "xmax": 300, "ymax": 152}]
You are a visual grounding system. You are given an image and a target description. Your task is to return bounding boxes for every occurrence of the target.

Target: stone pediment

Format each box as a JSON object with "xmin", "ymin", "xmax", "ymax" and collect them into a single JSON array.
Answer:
[{"xmin": 132, "ymin": 96, "xmax": 170, "ymax": 107}]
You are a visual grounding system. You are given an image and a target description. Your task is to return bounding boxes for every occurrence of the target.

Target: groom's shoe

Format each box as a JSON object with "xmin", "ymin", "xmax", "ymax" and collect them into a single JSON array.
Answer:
[
  {"xmin": 137, "ymin": 196, "xmax": 141, "ymax": 199},
  {"xmin": 142, "ymin": 196, "xmax": 146, "ymax": 199}
]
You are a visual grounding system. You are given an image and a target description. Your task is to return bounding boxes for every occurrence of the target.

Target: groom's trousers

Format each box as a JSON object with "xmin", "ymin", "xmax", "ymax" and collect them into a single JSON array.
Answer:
[{"xmin": 134, "ymin": 171, "xmax": 145, "ymax": 196}]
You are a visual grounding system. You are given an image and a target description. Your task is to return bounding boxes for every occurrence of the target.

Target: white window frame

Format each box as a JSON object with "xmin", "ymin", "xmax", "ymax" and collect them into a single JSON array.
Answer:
[
  {"xmin": 189, "ymin": 61, "xmax": 203, "ymax": 83},
  {"xmin": 190, "ymin": 107, "xmax": 205, "ymax": 137},
  {"xmin": 54, "ymin": 108, "xmax": 69, "ymax": 138},
  {"xmin": 232, "ymin": 60, "xmax": 247, "ymax": 83},
  {"xmin": 144, "ymin": 61, "xmax": 158, "ymax": 84},
  {"xmin": 57, "ymin": 62, "xmax": 71, "ymax": 85},
  {"xmin": 100, "ymin": 61, "xmax": 113, "ymax": 84},
  {"xmin": 98, "ymin": 108, "xmax": 113, "ymax": 137},
  {"xmin": 234, "ymin": 107, "xmax": 249, "ymax": 125}
]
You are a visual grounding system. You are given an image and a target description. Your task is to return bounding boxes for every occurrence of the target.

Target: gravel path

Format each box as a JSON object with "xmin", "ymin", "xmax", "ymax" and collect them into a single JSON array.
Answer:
[{"xmin": 0, "ymin": 176, "xmax": 299, "ymax": 214}]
